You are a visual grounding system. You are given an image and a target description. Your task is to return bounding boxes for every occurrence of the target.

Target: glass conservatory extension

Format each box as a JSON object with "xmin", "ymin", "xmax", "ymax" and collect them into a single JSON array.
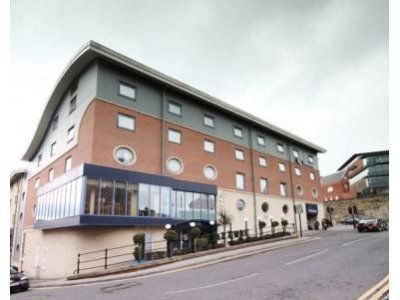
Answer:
[{"xmin": 35, "ymin": 164, "xmax": 217, "ymax": 228}]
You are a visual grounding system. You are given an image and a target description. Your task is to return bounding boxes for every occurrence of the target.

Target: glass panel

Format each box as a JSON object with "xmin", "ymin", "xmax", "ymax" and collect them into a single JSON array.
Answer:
[
  {"xmin": 100, "ymin": 180, "xmax": 113, "ymax": 215},
  {"xmin": 168, "ymin": 102, "xmax": 181, "ymax": 116},
  {"xmin": 85, "ymin": 179, "xmax": 99, "ymax": 214},
  {"xmin": 70, "ymin": 180, "xmax": 77, "ymax": 216},
  {"xmin": 127, "ymin": 183, "xmax": 138, "ymax": 216},
  {"xmin": 160, "ymin": 187, "xmax": 170, "ymax": 217},
  {"xmin": 118, "ymin": 114, "xmax": 135, "ymax": 130},
  {"xmin": 138, "ymin": 184, "xmax": 150, "ymax": 216},
  {"xmin": 55, "ymin": 188, "xmax": 60, "ymax": 219},
  {"xmin": 60, "ymin": 185, "xmax": 66, "ymax": 218},
  {"xmin": 75, "ymin": 178, "xmax": 83, "ymax": 216},
  {"xmin": 168, "ymin": 129, "xmax": 181, "ymax": 143},
  {"xmin": 170, "ymin": 190, "xmax": 176, "ymax": 218},
  {"xmin": 185, "ymin": 192, "xmax": 194, "ymax": 219},
  {"xmin": 50, "ymin": 190, "xmax": 56, "ymax": 220},
  {"xmin": 200, "ymin": 194, "xmax": 208, "ymax": 220},
  {"xmin": 208, "ymin": 195, "xmax": 215, "ymax": 220},
  {"xmin": 119, "ymin": 82, "xmax": 136, "ymax": 99},
  {"xmin": 149, "ymin": 185, "xmax": 160, "ymax": 217},
  {"xmin": 65, "ymin": 182, "xmax": 71, "ymax": 217},
  {"xmin": 36, "ymin": 196, "xmax": 41, "ymax": 221},
  {"xmin": 176, "ymin": 191, "xmax": 185, "ymax": 219},
  {"xmin": 114, "ymin": 181, "xmax": 126, "ymax": 215},
  {"xmin": 193, "ymin": 193, "xmax": 201, "ymax": 219}
]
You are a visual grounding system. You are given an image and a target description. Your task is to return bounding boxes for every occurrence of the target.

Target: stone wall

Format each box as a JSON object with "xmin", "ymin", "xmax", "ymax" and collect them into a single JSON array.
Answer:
[{"xmin": 323, "ymin": 196, "xmax": 389, "ymax": 223}]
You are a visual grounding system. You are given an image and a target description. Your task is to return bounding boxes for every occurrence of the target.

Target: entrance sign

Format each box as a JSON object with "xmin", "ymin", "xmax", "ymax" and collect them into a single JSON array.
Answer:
[{"xmin": 294, "ymin": 204, "xmax": 303, "ymax": 214}]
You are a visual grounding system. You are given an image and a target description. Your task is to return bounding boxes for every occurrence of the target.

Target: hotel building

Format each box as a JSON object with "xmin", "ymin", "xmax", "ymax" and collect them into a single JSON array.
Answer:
[{"xmin": 20, "ymin": 41, "xmax": 325, "ymax": 278}]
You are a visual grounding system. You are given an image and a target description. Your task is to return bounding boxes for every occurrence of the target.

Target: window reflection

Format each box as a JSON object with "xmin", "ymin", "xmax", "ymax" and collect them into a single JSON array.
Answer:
[
  {"xmin": 100, "ymin": 180, "xmax": 113, "ymax": 215},
  {"xmin": 127, "ymin": 183, "xmax": 138, "ymax": 216},
  {"xmin": 138, "ymin": 184, "xmax": 150, "ymax": 216},
  {"xmin": 114, "ymin": 181, "xmax": 126, "ymax": 215}
]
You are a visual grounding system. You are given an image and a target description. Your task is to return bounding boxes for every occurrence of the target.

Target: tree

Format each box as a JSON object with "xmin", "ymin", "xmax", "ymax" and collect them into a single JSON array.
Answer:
[
  {"xmin": 190, "ymin": 227, "xmax": 201, "ymax": 252},
  {"xmin": 133, "ymin": 233, "xmax": 145, "ymax": 261},
  {"xmin": 271, "ymin": 221, "xmax": 279, "ymax": 236},
  {"xmin": 281, "ymin": 219, "xmax": 288, "ymax": 233},
  {"xmin": 218, "ymin": 210, "xmax": 232, "ymax": 246},
  {"xmin": 258, "ymin": 220, "xmax": 267, "ymax": 238},
  {"xmin": 164, "ymin": 230, "xmax": 178, "ymax": 257}
]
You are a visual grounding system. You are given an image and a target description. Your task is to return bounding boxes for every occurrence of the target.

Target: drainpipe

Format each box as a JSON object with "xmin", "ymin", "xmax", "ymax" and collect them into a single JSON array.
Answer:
[
  {"xmin": 249, "ymin": 127, "xmax": 258, "ymax": 237},
  {"xmin": 287, "ymin": 144, "xmax": 298, "ymax": 233},
  {"xmin": 161, "ymin": 89, "xmax": 166, "ymax": 176}
]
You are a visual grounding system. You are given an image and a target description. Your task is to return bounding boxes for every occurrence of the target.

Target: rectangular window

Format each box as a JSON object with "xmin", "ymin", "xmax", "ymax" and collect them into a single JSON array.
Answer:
[
  {"xmin": 69, "ymin": 97, "xmax": 77, "ymax": 114},
  {"xmin": 119, "ymin": 82, "xmax": 136, "ymax": 100},
  {"xmin": 203, "ymin": 114, "xmax": 215, "ymax": 128},
  {"xmin": 236, "ymin": 173, "xmax": 245, "ymax": 190},
  {"xmin": 67, "ymin": 126, "xmax": 75, "ymax": 142},
  {"xmin": 293, "ymin": 149, "xmax": 299, "ymax": 158},
  {"xmin": 52, "ymin": 115, "xmax": 59, "ymax": 131},
  {"xmin": 308, "ymin": 155, "xmax": 314, "ymax": 164},
  {"xmin": 138, "ymin": 183, "xmax": 150, "ymax": 216},
  {"xmin": 278, "ymin": 162, "xmax": 286, "ymax": 172},
  {"xmin": 259, "ymin": 156, "xmax": 267, "ymax": 167},
  {"xmin": 280, "ymin": 182, "xmax": 287, "ymax": 196},
  {"xmin": 35, "ymin": 178, "xmax": 40, "ymax": 189},
  {"xmin": 48, "ymin": 168, "xmax": 54, "ymax": 182},
  {"xmin": 117, "ymin": 114, "xmax": 135, "ymax": 131},
  {"xmin": 233, "ymin": 126, "xmax": 243, "ymax": 138},
  {"xmin": 257, "ymin": 135, "xmax": 265, "ymax": 146},
  {"xmin": 277, "ymin": 143, "xmax": 284, "ymax": 153},
  {"xmin": 327, "ymin": 186, "xmax": 333, "ymax": 193},
  {"xmin": 150, "ymin": 185, "xmax": 160, "ymax": 217},
  {"xmin": 260, "ymin": 178, "xmax": 268, "ymax": 193},
  {"xmin": 50, "ymin": 142, "xmax": 57, "ymax": 156},
  {"xmin": 310, "ymin": 172, "xmax": 315, "ymax": 180},
  {"xmin": 37, "ymin": 154, "xmax": 42, "ymax": 167},
  {"xmin": 204, "ymin": 140, "xmax": 215, "ymax": 153},
  {"xmin": 168, "ymin": 101, "xmax": 182, "ymax": 116},
  {"xmin": 168, "ymin": 129, "xmax": 181, "ymax": 144},
  {"xmin": 295, "ymin": 167, "xmax": 301, "ymax": 176},
  {"xmin": 65, "ymin": 157, "xmax": 72, "ymax": 172},
  {"xmin": 235, "ymin": 149, "xmax": 244, "ymax": 160}
]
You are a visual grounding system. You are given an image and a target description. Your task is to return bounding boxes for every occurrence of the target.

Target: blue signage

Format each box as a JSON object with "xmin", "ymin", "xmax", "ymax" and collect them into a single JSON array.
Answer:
[{"xmin": 306, "ymin": 204, "xmax": 318, "ymax": 216}]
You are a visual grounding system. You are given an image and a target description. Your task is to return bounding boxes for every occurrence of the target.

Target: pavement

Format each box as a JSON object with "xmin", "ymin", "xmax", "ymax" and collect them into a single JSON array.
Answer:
[
  {"xmin": 11, "ymin": 227, "xmax": 389, "ymax": 300},
  {"xmin": 29, "ymin": 234, "xmax": 318, "ymax": 288}
]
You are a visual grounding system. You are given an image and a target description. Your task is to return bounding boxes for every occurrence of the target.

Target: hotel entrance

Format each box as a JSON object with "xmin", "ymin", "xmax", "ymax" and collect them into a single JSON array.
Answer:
[{"xmin": 306, "ymin": 203, "xmax": 318, "ymax": 230}]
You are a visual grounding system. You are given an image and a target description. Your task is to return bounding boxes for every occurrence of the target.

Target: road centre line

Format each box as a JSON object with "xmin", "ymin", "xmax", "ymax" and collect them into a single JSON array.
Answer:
[
  {"xmin": 286, "ymin": 249, "xmax": 329, "ymax": 266},
  {"xmin": 163, "ymin": 272, "xmax": 259, "ymax": 295},
  {"xmin": 342, "ymin": 237, "xmax": 367, "ymax": 247}
]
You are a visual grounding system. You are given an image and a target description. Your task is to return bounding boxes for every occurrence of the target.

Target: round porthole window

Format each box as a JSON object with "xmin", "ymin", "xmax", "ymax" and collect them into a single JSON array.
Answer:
[
  {"xmin": 296, "ymin": 185, "xmax": 303, "ymax": 196},
  {"xmin": 282, "ymin": 204, "xmax": 289, "ymax": 214},
  {"xmin": 261, "ymin": 202, "xmax": 269, "ymax": 213},
  {"xmin": 167, "ymin": 157, "xmax": 184, "ymax": 174},
  {"xmin": 236, "ymin": 199, "xmax": 246, "ymax": 211},
  {"xmin": 312, "ymin": 188, "xmax": 318, "ymax": 199},
  {"xmin": 203, "ymin": 165, "xmax": 217, "ymax": 180},
  {"xmin": 114, "ymin": 146, "xmax": 136, "ymax": 166}
]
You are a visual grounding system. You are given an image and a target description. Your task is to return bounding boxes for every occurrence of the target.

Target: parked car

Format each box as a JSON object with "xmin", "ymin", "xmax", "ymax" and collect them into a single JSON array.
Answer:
[
  {"xmin": 356, "ymin": 217, "xmax": 388, "ymax": 232},
  {"xmin": 10, "ymin": 266, "xmax": 29, "ymax": 293},
  {"xmin": 340, "ymin": 216, "xmax": 360, "ymax": 225}
]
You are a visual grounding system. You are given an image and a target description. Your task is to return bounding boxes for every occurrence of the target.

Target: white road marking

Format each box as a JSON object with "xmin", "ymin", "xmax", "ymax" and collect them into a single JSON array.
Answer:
[
  {"xmin": 163, "ymin": 272, "xmax": 259, "ymax": 295},
  {"xmin": 286, "ymin": 249, "xmax": 329, "ymax": 266},
  {"xmin": 342, "ymin": 237, "xmax": 367, "ymax": 247}
]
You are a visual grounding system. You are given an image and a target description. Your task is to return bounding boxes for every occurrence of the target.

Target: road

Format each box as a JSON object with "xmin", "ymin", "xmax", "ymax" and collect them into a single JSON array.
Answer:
[{"xmin": 12, "ymin": 229, "xmax": 388, "ymax": 300}]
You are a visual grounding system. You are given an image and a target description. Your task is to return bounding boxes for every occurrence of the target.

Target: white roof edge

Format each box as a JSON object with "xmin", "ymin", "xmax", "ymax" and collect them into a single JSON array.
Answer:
[{"xmin": 22, "ymin": 40, "xmax": 325, "ymax": 161}]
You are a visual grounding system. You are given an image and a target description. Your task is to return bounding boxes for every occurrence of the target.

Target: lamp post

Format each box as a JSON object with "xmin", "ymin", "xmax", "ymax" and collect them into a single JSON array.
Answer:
[{"xmin": 209, "ymin": 220, "xmax": 216, "ymax": 248}]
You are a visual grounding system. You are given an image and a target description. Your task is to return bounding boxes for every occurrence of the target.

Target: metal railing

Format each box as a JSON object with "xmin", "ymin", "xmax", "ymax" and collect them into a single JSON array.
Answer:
[{"xmin": 73, "ymin": 224, "xmax": 295, "ymax": 275}]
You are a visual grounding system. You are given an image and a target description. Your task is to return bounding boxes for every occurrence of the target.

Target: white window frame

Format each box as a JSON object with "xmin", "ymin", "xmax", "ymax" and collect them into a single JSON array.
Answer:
[
  {"xmin": 259, "ymin": 156, "xmax": 267, "ymax": 167},
  {"xmin": 65, "ymin": 157, "xmax": 72, "ymax": 172},
  {"xmin": 204, "ymin": 140, "xmax": 215, "ymax": 153},
  {"xmin": 293, "ymin": 149, "xmax": 299, "ymax": 158},
  {"xmin": 327, "ymin": 186, "xmax": 333, "ymax": 193},
  {"xmin": 310, "ymin": 172, "xmax": 315, "ymax": 180},
  {"xmin": 48, "ymin": 168, "xmax": 54, "ymax": 182},
  {"xmin": 50, "ymin": 142, "xmax": 57, "ymax": 156},
  {"xmin": 278, "ymin": 162, "xmax": 286, "ymax": 172},
  {"xmin": 168, "ymin": 129, "xmax": 181, "ymax": 144},
  {"xmin": 35, "ymin": 178, "xmax": 40, "ymax": 189},
  {"xmin": 277, "ymin": 143, "xmax": 284, "ymax": 153},
  {"xmin": 280, "ymin": 182, "xmax": 287, "ymax": 196},
  {"xmin": 236, "ymin": 173, "xmax": 245, "ymax": 190},
  {"xmin": 295, "ymin": 167, "xmax": 301, "ymax": 176},
  {"xmin": 308, "ymin": 155, "xmax": 314, "ymax": 164},
  {"xmin": 235, "ymin": 149, "xmax": 244, "ymax": 160},
  {"xmin": 260, "ymin": 178, "xmax": 268, "ymax": 194},
  {"xmin": 67, "ymin": 126, "xmax": 75, "ymax": 142},
  {"xmin": 117, "ymin": 114, "xmax": 135, "ymax": 131}
]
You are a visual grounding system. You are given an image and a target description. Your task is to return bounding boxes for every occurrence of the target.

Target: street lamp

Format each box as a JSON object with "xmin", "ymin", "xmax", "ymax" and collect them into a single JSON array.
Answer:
[
  {"xmin": 209, "ymin": 220, "xmax": 215, "ymax": 226},
  {"xmin": 189, "ymin": 222, "xmax": 196, "ymax": 228},
  {"xmin": 165, "ymin": 223, "xmax": 171, "ymax": 230}
]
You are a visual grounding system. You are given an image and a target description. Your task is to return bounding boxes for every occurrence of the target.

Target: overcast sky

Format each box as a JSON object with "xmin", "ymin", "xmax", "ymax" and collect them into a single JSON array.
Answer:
[{"xmin": 9, "ymin": 0, "xmax": 388, "ymax": 176}]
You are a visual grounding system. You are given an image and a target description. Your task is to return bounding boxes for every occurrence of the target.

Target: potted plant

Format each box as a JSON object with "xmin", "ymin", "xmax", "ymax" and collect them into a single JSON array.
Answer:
[
  {"xmin": 164, "ymin": 229, "xmax": 178, "ymax": 257},
  {"xmin": 281, "ymin": 219, "xmax": 288, "ymax": 234},
  {"xmin": 189, "ymin": 227, "xmax": 201, "ymax": 252},
  {"xmin": 271, "ymin": 221, "xmax": 279, "ymax": 236},
  {"xmin": 258, "ymin": 220, "xmax": 266, "ymax": 238},
  {"xmin": 218, "ymin": 210, "xmax": 232, "ymax": 246},
  {"xmin": 133, "ymin": 233, "xmax": 145, "ymax": 262}
]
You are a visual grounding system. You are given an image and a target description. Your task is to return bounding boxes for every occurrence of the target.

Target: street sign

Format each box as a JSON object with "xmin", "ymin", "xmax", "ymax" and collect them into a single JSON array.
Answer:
[{"xmin": 294, "ymin": 204, "xmax": 303, "ymax": 214}]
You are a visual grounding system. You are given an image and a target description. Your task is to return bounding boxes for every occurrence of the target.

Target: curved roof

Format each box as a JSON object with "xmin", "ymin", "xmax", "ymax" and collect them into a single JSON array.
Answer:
[{"xmin": 23, "ymin": 40, "xmax": 326, "ymax": 161}]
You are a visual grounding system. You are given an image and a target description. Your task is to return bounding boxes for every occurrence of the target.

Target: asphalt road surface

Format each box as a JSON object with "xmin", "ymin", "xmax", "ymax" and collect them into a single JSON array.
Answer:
[{"xmin": 11, "ymin": 229, "xmax": 388, "ymax": 300}]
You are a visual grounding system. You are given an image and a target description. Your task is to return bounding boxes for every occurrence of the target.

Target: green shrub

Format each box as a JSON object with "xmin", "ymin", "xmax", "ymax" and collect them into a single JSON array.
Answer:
[
  {"xmin": 281, "ymin": 219, "xmax": 288, "ymax": 226},
  {"xmin": 133, "ymin": 233, "xmax": 145, "ymax": 245},
  {"xmin": 195, "ymin": 237, "xmax": 209, "ymax": 250},
  {"xmin": 271, "ymin": 221, "xmax": 279, "ymax": 227},
  {"xmin": 189, "ymin": 227, "xmax": 201, "ymax": 239},
  {"xmin": 164, "ymin": 230, "xmax": 178, "ymax": 242}
]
